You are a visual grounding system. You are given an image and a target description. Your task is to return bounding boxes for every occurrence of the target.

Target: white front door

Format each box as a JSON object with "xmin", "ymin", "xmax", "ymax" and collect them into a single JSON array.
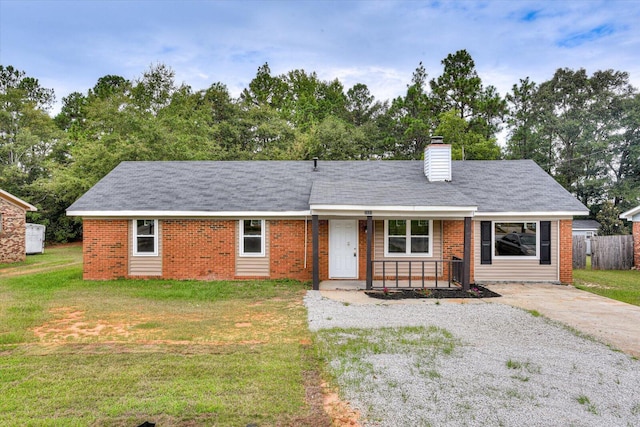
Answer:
[{"xmin": 329, "ymin": 220, "xmax": 358, "ymax": 278}]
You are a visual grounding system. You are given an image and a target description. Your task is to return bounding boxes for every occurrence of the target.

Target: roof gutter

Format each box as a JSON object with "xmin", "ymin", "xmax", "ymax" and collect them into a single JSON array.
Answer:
[{"xmin": 66, "ymin": 210, "xmax": 313, "ymax": 218}]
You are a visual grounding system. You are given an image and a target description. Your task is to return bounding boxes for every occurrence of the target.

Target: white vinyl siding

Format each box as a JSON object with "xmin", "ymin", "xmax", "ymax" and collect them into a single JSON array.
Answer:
[
  {"xmin": 236, "ymin": 220, "xmax": 269, "ymax": 276},
  {"xmin": 424, "ymin": 144, "xmax": 451, "ymax": 181},
  {"xmin": 129, "ymin": 220, "xmax": 162, "ymax": 276},
  {"xmin": 474, "ymin": 219, "xmax": 558, "ymax": 283},
  {"xmin": 374, "ymin": 220, "xmax": 442, "ymax": 277}
]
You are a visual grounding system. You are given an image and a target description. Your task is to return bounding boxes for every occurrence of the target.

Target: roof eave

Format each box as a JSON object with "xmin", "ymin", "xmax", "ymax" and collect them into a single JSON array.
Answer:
[
  {"xmin": 0, "ymin": 189, "xmax": 37, "ymax": 211},
  {"xmin": 310, "ymin": 204, "xmax": 478, "ymax": 218},
  {"xmin": 474, "ymin": 210, "xmax": 589, "ymax": 219},
  {"xmin": 620, "ymin": 206, "xmax": 640, "ymax": 221},
  {"xmin": 66, "ymin": 210, "xmax": 312, "ymax": 218}
]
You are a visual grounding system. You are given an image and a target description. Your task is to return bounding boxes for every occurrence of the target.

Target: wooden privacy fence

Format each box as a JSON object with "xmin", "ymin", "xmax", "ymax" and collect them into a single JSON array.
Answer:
[
  {"xmin": 591, "ymin": 235, "xmax": 634, "ymax": 270},
  {"xmin": 572, "ymin": 235, "xmax": 586, "ymax": 269}
]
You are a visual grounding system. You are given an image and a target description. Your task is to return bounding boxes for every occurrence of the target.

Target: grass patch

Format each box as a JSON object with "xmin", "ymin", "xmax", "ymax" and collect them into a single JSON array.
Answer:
[
  {"xmin": 314, "ymin": 325, "xmax": 457, "ymax": 394},
  {"xmin": 576, "ymin": 394, "xmax": 598, "ymax": 414},
  {"xmin": 574, "ymin": 268, "xmax": 640, "ymax": 306},
  {"xmin": 0, "ymin": 262, "xmax": 322, "ymax": 426},
  {"xmin": 506, "ymin": 358, "xmax": 541, "ymax": 375},
  {"xmin": 0, "ymin": 244, "xmax": 82, "ymax": 274}
]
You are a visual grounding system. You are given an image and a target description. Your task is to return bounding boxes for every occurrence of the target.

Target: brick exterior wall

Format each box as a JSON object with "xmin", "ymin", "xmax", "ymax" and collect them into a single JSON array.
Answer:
[
  {"xmin": 559, "ymin": 219, "xmax": 574, "ymax": 284},
  {"xmin": 317, "ymin": 220, "xmax": 329, "ymax": 280},
  {"xmin": 162, "ymin": 219, "xmax": 235, "ymax": 280},
  {"xmin": 0, "ymin": 198, "xmax": 27, "ymax": 263},
  {"xmin": 83, "ymin": 219, "xmax": 129, "ymax": 280},
  {"xmin": 442, "ymin": 220, "xmax": 474, "ymax": 284},
  {"xmin": 81, "ymin": 218, "xmax": 333, "ymax": 282},
  {"xmin": 81, "ymin": 217, "xmax": 577, "ymax": 284},
  {"xmin": 270, "ymin": 219, "xmax": 316, "ymax": 281},
  {"xmin": 633, "ymin": 222, "xmax": 640, "ymax": 269},
  {"xmin": 357, "ymin": 220, "xmax": 367, "ymax": 280}
]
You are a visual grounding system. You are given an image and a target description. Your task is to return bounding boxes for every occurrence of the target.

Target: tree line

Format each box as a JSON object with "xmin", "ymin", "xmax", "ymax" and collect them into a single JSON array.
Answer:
[{"xmin": 1, "ymin": 49, "xmax": 638, "ymax": 241}]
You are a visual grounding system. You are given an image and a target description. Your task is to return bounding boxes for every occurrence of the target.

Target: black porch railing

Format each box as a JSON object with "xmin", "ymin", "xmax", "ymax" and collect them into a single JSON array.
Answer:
[
  {"xmin": 369, "ymin": 258, "xmax": 464, "ymax": 289},
  {"xmin": 452, "ymin": 256, "xmax": 463, "ymax": 285}
]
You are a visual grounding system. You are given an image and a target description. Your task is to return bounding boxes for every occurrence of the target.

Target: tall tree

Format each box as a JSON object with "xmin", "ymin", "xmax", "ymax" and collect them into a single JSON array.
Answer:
[
  {"xmin": 534, "ymin": 68, "xmax": 635, "ymax": 206},
  {"xmin": 378, "ymin": 62, "xmax": 435, "ymax": 158},
  {"xmin": 434, "ymin": 110, "xmax": 501, "ymax": 160},
  {"xmin": 0, "ymin": 65, "xmax": 59, "ymax": 191},
  {"xmin": 131, "ymin": 63, "xmax": 178, "ymax": 115},
  {"xmin": 505, "ymin": 77, "xmax": 542, "ymax": 160},
  {"xmin": 429, "ymin": 50, "xmax": 506, "ymax": 147},
  {"xmin": 430, "ymin": 50, "xmax": 481, "ymax": 120}
]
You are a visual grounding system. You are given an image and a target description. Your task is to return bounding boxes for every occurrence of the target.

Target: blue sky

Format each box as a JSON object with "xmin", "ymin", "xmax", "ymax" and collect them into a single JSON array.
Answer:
[{"xmin": 1, "ymin": 0, "xmax": 640, "ymax": 114}]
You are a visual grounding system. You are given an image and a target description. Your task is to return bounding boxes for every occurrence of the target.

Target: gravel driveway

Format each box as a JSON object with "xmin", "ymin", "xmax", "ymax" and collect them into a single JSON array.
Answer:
[{"xmin": 305, "ymin": 291, "xmax": 640, "ymax": 427}]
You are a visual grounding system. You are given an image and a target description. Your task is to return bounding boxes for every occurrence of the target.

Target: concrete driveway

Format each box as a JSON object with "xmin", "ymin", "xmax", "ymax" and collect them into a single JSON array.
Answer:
[
  {"xmin": 485, "ymin": 283, "xmax": 640, "ymax": 358},
  {"xmin": 319, "ymin": 282, "xmax": 640, "ymax": 358}
]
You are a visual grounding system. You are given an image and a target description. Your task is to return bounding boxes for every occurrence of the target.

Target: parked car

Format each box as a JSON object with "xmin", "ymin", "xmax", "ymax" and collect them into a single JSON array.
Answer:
[{"xmin": 496, "ymin": 232, "xmax": 536, "ymax": 256}]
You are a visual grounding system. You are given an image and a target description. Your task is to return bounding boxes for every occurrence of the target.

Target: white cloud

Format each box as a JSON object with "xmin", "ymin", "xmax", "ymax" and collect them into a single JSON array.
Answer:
[{"xmin": 2, "ymin": 0, "xmax": 640, "ymax": 114}]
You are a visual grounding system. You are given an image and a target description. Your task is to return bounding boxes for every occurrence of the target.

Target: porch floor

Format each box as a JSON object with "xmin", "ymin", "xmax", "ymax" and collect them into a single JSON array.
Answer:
[{"xmin": 319, "ymin": 280, "xmax": 460, "ymax": 291}]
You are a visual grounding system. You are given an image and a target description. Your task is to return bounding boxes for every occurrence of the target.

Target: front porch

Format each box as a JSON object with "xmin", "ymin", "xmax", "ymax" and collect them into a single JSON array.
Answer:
[{"xmin": 311, "ymin": 215, "xmax": 473, "ymax": 291}]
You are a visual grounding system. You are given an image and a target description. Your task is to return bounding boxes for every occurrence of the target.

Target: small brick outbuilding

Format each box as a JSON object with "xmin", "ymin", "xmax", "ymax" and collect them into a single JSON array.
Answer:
[{"xmin": 0, "ymin": 189, "xmax": 37, "ymax": 264}]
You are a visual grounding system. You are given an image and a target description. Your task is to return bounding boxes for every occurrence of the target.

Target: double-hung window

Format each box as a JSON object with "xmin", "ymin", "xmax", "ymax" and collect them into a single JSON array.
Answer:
[
  {"xmin": 134, "ymin": 219, "xmax": 158, "ymax": 256},
  {"xmin": 240, "ymin": 219, "xmax": 265, "ymax": 256},
  {"xmin": 385, "ymin": 220, "xmax": 432, "ymax": 256}
]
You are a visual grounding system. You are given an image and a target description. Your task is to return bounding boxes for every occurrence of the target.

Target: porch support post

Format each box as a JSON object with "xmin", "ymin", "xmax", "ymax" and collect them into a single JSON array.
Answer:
[
  {"xmin": 312, "ymin": 215, "xmax": 320, "ymax": 291},
  {"xmin": 463, "ymin": 216, "xmax": 472, "ymax": 291},
  {"xmin": 366, "ymin": 215, "xmax": 373, "ymax": 290}
]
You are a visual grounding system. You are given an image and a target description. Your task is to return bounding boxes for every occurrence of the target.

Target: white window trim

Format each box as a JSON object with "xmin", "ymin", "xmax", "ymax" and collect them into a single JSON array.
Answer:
[
  {"xmin": 384, "ymin": 219, "xmax": 433, "ymax": 257},
  {"xmin": 239, "ymin": 219, "xmax": 266, "ymax": 257},
  {"xmin": 492, "ymin": 220, "xmax": 539, "ymax": 260},
  {"xmin": 133, "ymin": 219, "xmax": 158, "ymax": 256}
]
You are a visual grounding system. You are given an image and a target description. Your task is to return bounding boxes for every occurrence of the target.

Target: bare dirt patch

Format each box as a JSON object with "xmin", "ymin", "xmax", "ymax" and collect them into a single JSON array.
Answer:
[
  {"xmin": 32, "ymin": 307, "xmax": 132, "ymax": 342},
  {"xmin": 578, "ymin": 282, "xmax": 613, "ymax": 290},
  {"xmin": 322, "ymin": 383, "xmax": 361, "ymax": 426}
]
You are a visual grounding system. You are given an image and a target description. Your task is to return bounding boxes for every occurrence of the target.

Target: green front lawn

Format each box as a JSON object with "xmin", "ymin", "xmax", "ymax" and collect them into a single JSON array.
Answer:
[
  {"xmin": 574, "ymin": 266, "xmax": 640, "ymax": 307},
  {"xmin": 0, "ymin": 265, "xmax": 325, "ymax": 426}
]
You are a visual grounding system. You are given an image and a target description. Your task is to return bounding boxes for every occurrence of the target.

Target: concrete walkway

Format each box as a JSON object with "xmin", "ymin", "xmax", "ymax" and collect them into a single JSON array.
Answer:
[
  {"xmin": 485, "ymin": 284, "xmax": 640, "ymax": 358},
  {"xmin": 318, "ymin": 282, "xmax": 640, "ymax": 358}
]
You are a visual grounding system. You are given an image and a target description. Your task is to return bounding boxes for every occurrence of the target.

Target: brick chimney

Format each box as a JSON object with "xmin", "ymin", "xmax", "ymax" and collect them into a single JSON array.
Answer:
[{"xmin": 424, "ymin": 136, "xmax": 452, "ymax": 182}]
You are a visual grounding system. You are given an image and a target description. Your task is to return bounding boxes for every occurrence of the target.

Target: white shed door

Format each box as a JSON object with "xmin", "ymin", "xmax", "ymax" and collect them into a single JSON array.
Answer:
[{"xmin": 329, "ymin": 220, "xmax": 358, "ymax": 278}]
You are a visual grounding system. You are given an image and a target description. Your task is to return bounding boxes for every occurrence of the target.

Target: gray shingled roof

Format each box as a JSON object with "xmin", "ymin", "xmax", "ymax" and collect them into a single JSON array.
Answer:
[
  {"xmin": 572, "ymin": 220, "xmax": 601, "ymax": 230},
  {"xmin": 67, "ymin": 159, "xmax": 588, "ymax": 215}
]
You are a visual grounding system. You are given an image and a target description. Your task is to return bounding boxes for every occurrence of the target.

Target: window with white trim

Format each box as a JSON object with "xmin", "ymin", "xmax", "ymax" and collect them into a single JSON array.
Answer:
[
  {"xmin": 385, "ymin": 220, "xmax": 432, "ymax": 256},
  {"xmin": 493, "ymin": 221, "xmax": 537, "ymax": 258},
  {"xmin": 134, "ymin": 219, "xmax": 158, "ymax": 256},
  {"xmin": 240, "ymin": 219, "xmax": 265, "ymax": 256}
]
